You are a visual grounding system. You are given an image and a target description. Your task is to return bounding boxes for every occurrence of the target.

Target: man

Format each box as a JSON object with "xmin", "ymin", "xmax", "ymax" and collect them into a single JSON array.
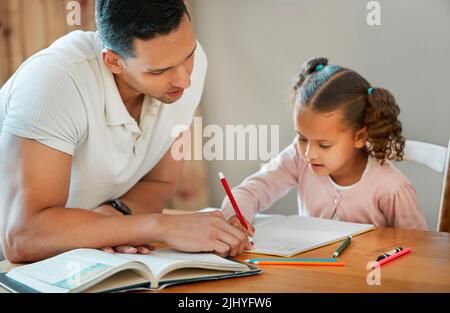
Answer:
[{"xmin": 0, "ymin": 0, "xmax": 250, "ymax": 263}]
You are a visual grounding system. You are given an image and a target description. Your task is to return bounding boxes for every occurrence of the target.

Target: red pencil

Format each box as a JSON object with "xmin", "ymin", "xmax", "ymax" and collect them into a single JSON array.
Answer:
[
  {"xmin": 372, "ymin": 247, "xmax": 412, "ymax": 269},
  {"xmin": 218, "ymin": 172, "xmax": 250, "ymax": 233}
]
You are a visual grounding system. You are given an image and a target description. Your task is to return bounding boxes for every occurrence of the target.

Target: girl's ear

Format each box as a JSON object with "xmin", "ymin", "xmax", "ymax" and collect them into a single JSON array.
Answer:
[
  {"xmin": 354, "ymin": 127, "xmax": 368, "ymax": 149},
  {"xmin": 102, "ymin": 48, "xmax": 124, "ymax": 74}
]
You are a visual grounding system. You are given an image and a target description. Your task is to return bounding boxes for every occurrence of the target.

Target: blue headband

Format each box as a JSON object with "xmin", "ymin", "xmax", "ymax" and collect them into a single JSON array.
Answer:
[{"xmin": 368, "ymin": 87, "xmax": 374, "ymax": 95}]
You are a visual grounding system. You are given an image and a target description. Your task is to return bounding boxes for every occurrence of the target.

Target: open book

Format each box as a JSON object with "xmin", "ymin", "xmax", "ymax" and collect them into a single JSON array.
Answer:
[
  {"xmin": 0, "ymin": 248, "xmax": 261, "ymax": 293},
  {"xmin": 249, "ymin": 214, "xmax": 375, "ymax": 257}
]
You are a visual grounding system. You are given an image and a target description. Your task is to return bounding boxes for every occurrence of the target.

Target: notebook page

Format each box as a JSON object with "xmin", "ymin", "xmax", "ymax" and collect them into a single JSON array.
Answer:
[
  {"xmin": 252, "ymin": 213, "xmax": 285, "ymax": 227},
  {"xmin": 249, "ymin": 215, "xmax": 374, "ymax": 257},
  {"xmin": 199, "ymin": 208, "xmax": 285, "ymax": 228}
]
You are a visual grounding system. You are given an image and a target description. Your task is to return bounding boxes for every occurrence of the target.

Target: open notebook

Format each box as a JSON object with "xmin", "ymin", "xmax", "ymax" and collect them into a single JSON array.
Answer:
[
  {"xmin": 0, "ymin": 248, "xmax": 261, "ymax": 293},
  {"xmin": 197, "ymin": 208, "xmax": 375, "ymax": 257},
  {"xmin": 249, "ymin": 214, "xmax": 375, "ymax": 257}
]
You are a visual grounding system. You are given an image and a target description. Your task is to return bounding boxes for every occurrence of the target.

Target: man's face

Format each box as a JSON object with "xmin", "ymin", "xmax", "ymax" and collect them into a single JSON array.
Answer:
[{"xmin": 118, "ymin": 14, "xmax": 196, "ymax": 103}]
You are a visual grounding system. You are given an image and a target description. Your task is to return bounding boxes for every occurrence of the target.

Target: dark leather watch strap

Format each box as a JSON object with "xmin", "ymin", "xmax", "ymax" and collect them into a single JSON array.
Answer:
[{"xmin": 105, "ymin": 199, "xmax": 132, "ymax": 215}]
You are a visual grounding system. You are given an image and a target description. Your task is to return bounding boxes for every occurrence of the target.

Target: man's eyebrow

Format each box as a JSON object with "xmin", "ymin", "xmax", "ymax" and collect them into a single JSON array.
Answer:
[{"xmin": 146, "ymin": 44, "xmax": 197, "ymax": 72}]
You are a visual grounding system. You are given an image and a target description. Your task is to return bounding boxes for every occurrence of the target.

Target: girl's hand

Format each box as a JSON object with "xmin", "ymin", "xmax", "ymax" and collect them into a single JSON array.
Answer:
[{"xmin": 228, "ymin": 216, "xmax": 255, "ymax": 250}]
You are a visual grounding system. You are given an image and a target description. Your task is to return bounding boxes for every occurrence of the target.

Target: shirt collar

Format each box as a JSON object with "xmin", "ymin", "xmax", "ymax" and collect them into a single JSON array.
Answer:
[
  {"xmin": 103, "ymin": 69, "xmax": 136, "ymax": 127},
  {"xmin": 328, "ymin": 156, "xmax": 373, "ymax": 191},
  {"xmin": 95, "ymin": 33, "xmax": 164, "ymax": 133}
]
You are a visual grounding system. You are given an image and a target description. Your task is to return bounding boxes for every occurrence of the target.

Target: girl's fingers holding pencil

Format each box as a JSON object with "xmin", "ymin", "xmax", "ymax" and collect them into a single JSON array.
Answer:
[
  {"xmin": 244, "ymin": 239, "xmax": 254, "ymax": 250},
  {"xmin": 228, "ymin": 216, "xmax": 255, "ymax": 236},
  {"xmin": 247, "ymin": 222, "xmax": 255, "ymax": 236},
  {"xmin": 227, "ymin": 217, "xmax": 254, "ymax": 251},
  {"xmin": 228, "ymin": 217, "xmax": 241, "ymax": 229}
]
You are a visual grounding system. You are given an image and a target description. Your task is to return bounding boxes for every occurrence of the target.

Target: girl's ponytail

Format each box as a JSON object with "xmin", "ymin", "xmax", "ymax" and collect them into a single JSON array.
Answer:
[
  {"xmin": 292, "ymin": 57, "xmax": 329, "ymax": 104},
  {"xmin": 365, "ymin": 88, "xmax": 405, "ymax": 164}
]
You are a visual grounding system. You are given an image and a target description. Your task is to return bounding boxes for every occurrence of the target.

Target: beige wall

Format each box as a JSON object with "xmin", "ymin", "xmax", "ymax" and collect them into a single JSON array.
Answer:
[
  {"xmin": 0, "ymin": 0, "xmax": 96, "ymax": 86},
  {"xmin": 191, "ymin": 0, "xmax": 450, "ymax": 229},
  {"xmin": 0, "ymin": 0, "xmax": 448, "ymax": 232}
]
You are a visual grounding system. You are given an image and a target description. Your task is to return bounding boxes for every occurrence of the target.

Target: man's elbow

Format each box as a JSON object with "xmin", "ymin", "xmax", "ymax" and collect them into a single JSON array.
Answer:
[
  {"xmin": 3, "ymin": 225, "xmax": 38, "ymax": 263},
  {"xmin": 3, "ymin": 246, "xmax": 25, "ymax": 264}
]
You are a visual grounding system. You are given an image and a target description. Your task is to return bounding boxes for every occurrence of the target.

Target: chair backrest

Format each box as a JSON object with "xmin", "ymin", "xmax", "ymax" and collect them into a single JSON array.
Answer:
[
  {"xmin": 403, "ymin": 140, "xmax": 450, "ymax": 232},
  {"xmin": 436, "ymin": 141, "xmax": 450, "ymax": 232}
]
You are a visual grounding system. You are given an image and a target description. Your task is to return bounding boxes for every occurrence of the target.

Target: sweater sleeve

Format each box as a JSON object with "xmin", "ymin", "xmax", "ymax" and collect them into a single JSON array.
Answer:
[
  {"xmin": 379, "ymin": 183, "xmax": 429, "ymax": 230},
  {"xmin": 221, "ymin": 140, "xmax": 303, "ymax": 222}
]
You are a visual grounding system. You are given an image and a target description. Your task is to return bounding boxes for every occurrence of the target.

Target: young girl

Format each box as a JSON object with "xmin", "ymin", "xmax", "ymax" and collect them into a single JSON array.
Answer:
[{"xmin": 222, "ymin": 57, "xmax": 428, "ymax": 231}]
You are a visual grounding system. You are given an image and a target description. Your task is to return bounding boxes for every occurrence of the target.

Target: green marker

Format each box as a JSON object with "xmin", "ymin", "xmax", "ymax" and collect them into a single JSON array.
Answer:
[{"xmin": 332, "ymin": 236, "xmax": 352, "ymax": 258}]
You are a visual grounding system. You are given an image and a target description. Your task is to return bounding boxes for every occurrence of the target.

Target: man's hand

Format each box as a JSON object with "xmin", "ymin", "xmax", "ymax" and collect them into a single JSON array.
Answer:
[
  {"xmin": 160, "ymin": 211, "xmax": 250, "ymax": 257},
  {"xmin": 100, "ymin": 244, "xmax": 155, "ymax": 255},
  {"xmin": 94, "ymin": 204, "xmax": 155, "ymax": 255}
]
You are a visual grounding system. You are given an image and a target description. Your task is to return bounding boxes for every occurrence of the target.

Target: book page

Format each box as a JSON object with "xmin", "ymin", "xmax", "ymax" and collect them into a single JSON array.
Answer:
[
  {"xmin": 118, "ymin": 248, "xmax": 248, "ymax": 283},
  {"xmin": 6, "ymin": 249, "xmax": 131, "ymax": 293},
  {"xmin": 84, "ymin": 270, "xmax": 149, "ymax": 293},
  {"xmin": 248, "ymin": 215, "xmax": 374, "ymax": 257}
]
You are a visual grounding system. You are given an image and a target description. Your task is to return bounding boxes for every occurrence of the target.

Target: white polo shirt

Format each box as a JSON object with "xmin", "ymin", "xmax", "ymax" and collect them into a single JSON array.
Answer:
[{"xmin": 0, "ymin": 31, "xmax": 207, "ymax": 210}]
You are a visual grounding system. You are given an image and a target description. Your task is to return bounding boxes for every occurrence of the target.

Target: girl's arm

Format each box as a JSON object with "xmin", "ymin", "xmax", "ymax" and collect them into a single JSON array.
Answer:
[
  {"xmin": 379, "ymin": 183, "xmax": 429, "ymax": 230},
  {"xmin": 221, "ymin": 140, "xmax": 304, "ymax": 222}
]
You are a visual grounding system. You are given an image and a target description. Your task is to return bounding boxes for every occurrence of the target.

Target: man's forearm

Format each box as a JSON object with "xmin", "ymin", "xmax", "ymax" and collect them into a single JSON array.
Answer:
[
  {"xmin": 119, "ymin": 181, "xmax": 177, "ymax": 215},
  {"xmin": 5, "ymin": 206, "xmax": 165, "ymax": 262}
]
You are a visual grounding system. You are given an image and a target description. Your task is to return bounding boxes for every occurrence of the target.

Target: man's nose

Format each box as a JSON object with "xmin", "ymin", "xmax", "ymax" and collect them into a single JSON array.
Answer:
[{"xmin": 172, "ymin": 65, "xmax": 191, "ymax": 89}]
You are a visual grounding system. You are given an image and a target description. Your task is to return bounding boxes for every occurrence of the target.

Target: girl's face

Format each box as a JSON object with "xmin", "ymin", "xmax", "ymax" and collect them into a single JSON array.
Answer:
[{"xmin": 295, "ymin": 107, "xmax": 368, "ymax": 179}]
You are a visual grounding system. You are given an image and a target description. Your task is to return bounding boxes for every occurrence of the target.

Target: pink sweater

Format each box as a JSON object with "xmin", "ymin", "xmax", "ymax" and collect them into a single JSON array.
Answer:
[{"xmin": 221, "ymin": 139, "xmax": 428, "ymax": 230}]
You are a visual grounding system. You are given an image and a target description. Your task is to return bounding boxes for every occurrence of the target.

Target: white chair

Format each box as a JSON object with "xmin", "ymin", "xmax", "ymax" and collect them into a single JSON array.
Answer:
[{"xmin": 403, "ymin": 140, "xmax": 450, "ymax": 232}]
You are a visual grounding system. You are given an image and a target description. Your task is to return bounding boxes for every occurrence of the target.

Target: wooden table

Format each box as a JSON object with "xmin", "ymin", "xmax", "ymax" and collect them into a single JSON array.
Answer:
[
  {"xmin": 152, "ymin": 227, "xmax": 450, "ymax": 293},
  {"xmin": 1, "ymin": 227, "xmax": 450, "ymax": 292}
]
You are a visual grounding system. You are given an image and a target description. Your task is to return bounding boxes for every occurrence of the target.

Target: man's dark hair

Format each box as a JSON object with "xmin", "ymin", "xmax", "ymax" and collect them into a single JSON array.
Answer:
[{"xmin": 95, "ymin": 0, "xmax": 190, "ymax": 58}]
